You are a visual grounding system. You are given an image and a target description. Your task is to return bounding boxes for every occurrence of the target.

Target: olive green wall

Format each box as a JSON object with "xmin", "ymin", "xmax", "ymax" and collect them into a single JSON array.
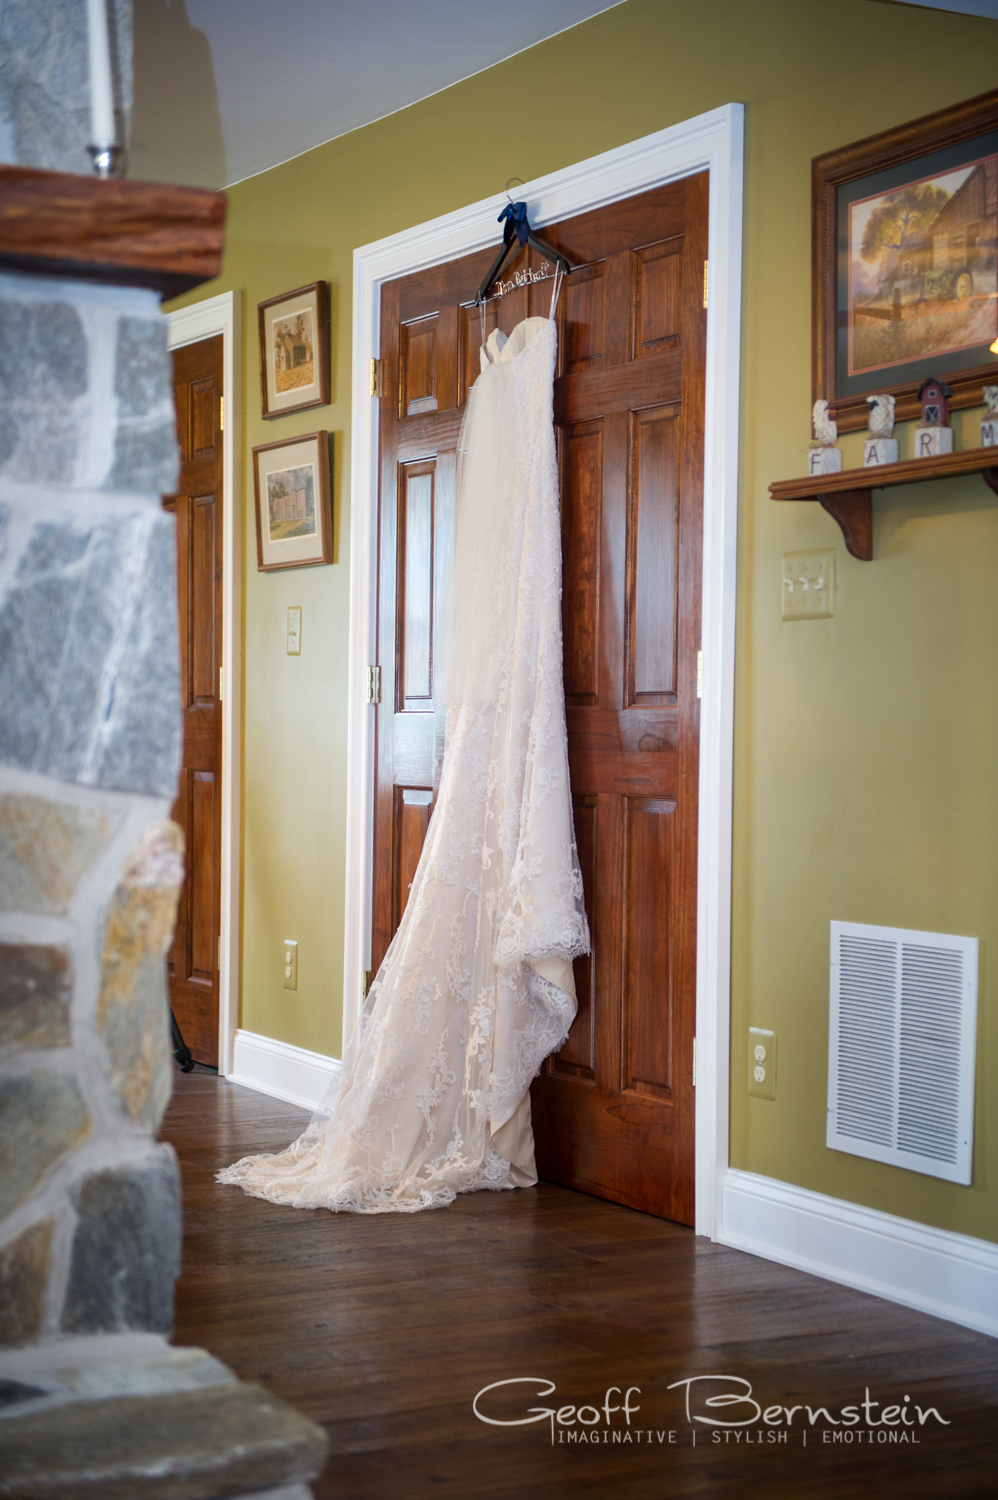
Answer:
[{"xmin": 169, "ymin": 0, "xmax": 998, "ymax": 1241}]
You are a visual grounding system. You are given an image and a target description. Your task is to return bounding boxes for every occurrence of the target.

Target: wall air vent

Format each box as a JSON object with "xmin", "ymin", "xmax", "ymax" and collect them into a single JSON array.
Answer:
[{"xmin": 827, "ymin": 921, "xmax": 978, "ymax": 1185}]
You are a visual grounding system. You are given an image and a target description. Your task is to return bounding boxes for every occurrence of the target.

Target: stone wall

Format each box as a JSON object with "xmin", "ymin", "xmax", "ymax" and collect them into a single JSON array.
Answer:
[
  {"xmin": 0, "ymin": 0, "xmax": 133, "ymax": 174},
  {"xmin": 0, "ymin": 260, "xmax": 326, "ymax": 1500},
  {"xmin": 0, "ymin": 14, "xmax": 327, "ymax": 1471},
  {"xmin": 0, "ymin": 268, "xmax": 184, "ymax": 1354}
]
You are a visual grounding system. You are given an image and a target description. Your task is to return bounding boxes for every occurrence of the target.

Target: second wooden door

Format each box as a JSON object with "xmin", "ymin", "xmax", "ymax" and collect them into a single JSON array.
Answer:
[{"xmin": 165, "ymin": 334, "xmax": 224, "ymax": 1068}]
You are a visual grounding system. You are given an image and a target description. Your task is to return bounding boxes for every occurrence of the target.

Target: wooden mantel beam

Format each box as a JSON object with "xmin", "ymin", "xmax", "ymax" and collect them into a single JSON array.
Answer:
[{"xmin": 0, "ymin": 164, "xmax": 226, "ymax": 299}]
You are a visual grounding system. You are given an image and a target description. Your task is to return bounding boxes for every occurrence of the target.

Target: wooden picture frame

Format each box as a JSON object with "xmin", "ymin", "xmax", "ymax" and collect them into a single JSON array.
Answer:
[
  {"xmin": 813, "ymin": 89, "xmax": 998, "ymax": 432},
  {"xmin": 258, "ymin": 281, "xmax": 330, "ymax": 418},
  {"xmin": 253, "ymin": 431, "xmax": 332, "ymax": 571}
]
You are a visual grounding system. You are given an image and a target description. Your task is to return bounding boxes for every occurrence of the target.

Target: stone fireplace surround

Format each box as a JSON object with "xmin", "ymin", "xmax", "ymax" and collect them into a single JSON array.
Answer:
[{"xmin": 0, "ymin": 14, "xmax": 328, "ymax": 1490}]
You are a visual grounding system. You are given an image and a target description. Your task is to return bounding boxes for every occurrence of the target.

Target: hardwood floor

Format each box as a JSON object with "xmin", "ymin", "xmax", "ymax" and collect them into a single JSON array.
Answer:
[{"xmin": 161, "ymin": 1071, "xmax": 998, "ymax": 1499}]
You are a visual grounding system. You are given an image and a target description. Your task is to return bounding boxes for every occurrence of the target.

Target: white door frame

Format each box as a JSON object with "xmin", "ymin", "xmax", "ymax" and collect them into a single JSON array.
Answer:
[
  {"xmin": 344, "ymin": 106, "xmax": 743, "ymax": 1239},
  {"xmin": 167, "ymin": 290, "xmax": 243, "ymax": 1078}
]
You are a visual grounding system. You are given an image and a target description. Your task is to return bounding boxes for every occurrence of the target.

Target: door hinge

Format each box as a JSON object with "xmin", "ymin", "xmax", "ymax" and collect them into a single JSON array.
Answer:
[
  {"xmin": 696, "ymin": 650, "xmax": 702, "ymax": 699},
  {"xmin": 370, "ymin": 358, "xmax": 384, "ymax": 398},
  {"xmin": 367, "ymin": 664, "xmax": 381, "ymax": 704},
  {"xmin": 703, "ymin": 260, "xmax": 709, "ymax": 310},
  {"xmin": 219, "ymin": 395, "xmax": 224, "ymax": 432},
  {"xmin": 219, "ymin": 666, "xmax": 224, "ymax": 702},
  {"xmin": 362, "ymin": 969, "xmax": 374, "ymax": 999},
  {"xmin": 692, "ymin": 1037, "xmax": 697, "ymax": 1087},
  {"xmin": 217, "ymin": 935, "xmax": 221, "ymax": 972}
]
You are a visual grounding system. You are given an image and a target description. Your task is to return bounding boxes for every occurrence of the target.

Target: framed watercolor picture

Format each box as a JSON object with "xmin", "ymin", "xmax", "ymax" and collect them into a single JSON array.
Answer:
[
  {"xmin": 253, "ymin": 431, "xmax": 333, "ymax": 571},
  {"xmin": 258, "ymin": 281, "xmax": 330, "ymax": 419},
  {"xmin": 813, "ymin": 89, "xmax": 998, "ymax": 432}
]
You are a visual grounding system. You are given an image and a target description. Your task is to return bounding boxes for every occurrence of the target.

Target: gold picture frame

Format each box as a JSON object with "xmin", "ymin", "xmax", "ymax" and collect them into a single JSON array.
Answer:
[
  {"xmin": 813, "ymin": 88, "xmax": 998, "ymax": 432},
  {"xmin": 253, "ymin": 431, "xmax": 332, "ymax": 571},
  {"xmin": 258, "ymin": 281, "xmax": 330, "ymax": 419}
]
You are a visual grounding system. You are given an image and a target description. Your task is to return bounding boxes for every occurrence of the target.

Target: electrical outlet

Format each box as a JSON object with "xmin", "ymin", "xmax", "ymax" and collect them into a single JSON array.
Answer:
[
  {"xmin": 287, "ymin": 606, "xmax": 302, "ymax": 655},
  {"xmin": 749, "ymin": 1027, "xmax": 776, "ymax": 1100},
  {"xmin": 782, "ymin": 550, "xmax": 834, "ymax": 621},
  {"xmin": 283, "ymin": 939, "xmax": 298, "ymax": 991}
]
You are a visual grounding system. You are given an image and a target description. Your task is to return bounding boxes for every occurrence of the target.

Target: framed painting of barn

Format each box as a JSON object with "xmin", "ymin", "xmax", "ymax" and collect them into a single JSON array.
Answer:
[
  {"xmin": 253, "ymin": 431, "xmax": 333, "ymax": 571},
  {"xmin": 813, "ymin": 89, "xmax": 998, "ymax": 432},
  {"xmin": 258, "ymin": 281, "xmax": 330, "ymax": 418}
]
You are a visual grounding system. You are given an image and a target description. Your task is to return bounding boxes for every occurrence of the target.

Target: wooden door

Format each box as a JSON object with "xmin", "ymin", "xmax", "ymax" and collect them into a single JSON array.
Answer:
[
  {"xmin": 165, "ymin": 335, "xmax": 224, "ymax": 1067},
  {"xmin": 372, "ymin": 176, "xmax": 708, "ymax": 1222}
]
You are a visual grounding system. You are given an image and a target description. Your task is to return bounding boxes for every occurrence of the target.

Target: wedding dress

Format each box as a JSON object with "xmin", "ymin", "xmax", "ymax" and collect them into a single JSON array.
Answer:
[{"xmin": 218, "ymin": 311, "xmax": 589, "ymax": 1213}]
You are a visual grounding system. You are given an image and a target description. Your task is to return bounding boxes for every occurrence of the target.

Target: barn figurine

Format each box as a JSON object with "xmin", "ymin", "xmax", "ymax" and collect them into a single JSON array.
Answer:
[
  {"xmin": 917, "ymin": 377, "xmax": 952, "ymax": 428},
  {"xmin": 914, "ymin": 376, "xmax": 954, "ymax": 458}
]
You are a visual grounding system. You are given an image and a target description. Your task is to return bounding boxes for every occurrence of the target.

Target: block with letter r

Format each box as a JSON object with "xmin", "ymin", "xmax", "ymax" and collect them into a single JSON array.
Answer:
[{"xmin": 914, "ymin": 427, "xmax": 953, "ymax": 458}]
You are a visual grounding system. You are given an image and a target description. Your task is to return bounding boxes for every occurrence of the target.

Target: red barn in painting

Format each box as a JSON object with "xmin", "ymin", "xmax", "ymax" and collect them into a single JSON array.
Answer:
[{"xmin": 917, "ymin": 376, "xmax": 953, "ymax": 427}]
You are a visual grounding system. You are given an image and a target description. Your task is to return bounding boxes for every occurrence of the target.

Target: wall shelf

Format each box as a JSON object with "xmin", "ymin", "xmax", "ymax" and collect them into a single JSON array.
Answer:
[{"xmin": 770, "ymin": 448, "xmax": 998, "ymax": 560}]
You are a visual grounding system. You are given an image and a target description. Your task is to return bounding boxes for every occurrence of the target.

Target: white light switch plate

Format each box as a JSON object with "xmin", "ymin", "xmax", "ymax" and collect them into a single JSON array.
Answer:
[
  {"xmin": 287, "ymin": 606, "xmax": 301, "ymax": 655},
  {"xmin": 782, "ymin": 549, "xmax": 834, "ymax": 620}
]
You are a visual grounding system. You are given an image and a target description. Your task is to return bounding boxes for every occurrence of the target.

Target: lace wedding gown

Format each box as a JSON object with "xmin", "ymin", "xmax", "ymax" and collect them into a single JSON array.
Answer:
[{"xmin": 218, "ymin": 314, "xmax": 589, "ymax": 1213}]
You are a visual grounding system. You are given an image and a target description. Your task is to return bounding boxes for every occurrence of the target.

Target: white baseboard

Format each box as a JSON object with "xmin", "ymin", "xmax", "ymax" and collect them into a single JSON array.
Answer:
[
  {"xmin": 721, "ymin": 1168, "xmax": 998, "ymax": 1339},
  {"xmin": 228, "ymin": 1029, "xmax": 341, "ymax": 1113}
]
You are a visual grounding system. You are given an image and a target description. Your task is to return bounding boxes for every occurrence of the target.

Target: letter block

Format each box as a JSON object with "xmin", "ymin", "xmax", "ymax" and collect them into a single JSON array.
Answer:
[
  {"xmin": 808, "ymin": 446, "xmax": 842, "ymax": 476},
  {"xmin": 913, "ymin": 427, "xmax": 953, "ymax": 457},
  {"xmin": 863, "ymin": 438, "xmax": 898, "ymax": 466}
]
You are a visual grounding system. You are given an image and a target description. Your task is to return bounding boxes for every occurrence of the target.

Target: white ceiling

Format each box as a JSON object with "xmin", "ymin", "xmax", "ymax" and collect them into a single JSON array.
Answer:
[
  {"xmin": 129, "ymin": 0, "xmax": 625, "ymax": 189},
  {"xmin": 890, "ymin": 0, "xmax": 998, "ymax": 14}
]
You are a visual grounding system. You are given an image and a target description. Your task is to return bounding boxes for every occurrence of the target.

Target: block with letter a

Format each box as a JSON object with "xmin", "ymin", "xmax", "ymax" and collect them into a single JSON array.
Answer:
[
  {"xmin": 863, "ymin": 438, "xmax": 898, "ymax": 466},
  {"xmin": 913, "ymin": 426, "xmax": 953, "ymax": 458},
  {"xmin": 808, "ymin": 446, "xmax": 842, "ymax": 476},
  {"xmin": 982, "ymin": 419, "xmax": 998, "ymax": 448}
]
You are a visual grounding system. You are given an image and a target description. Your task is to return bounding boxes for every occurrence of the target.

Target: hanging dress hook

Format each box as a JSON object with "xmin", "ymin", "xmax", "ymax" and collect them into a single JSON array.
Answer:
[
  {"xmin": 479, "ymin": 294, "xmax": 490, "ymax": 359},
  {"xmin": 549, "ymin": 263, "xmax": 565, "ymax": 320},
  {"xmin": 504, "ymin": 176, "xmax": 524, "ymax": 205}
]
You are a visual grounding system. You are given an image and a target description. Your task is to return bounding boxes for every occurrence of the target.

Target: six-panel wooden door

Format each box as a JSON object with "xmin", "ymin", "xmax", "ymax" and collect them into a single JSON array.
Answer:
[
  {"xmin": 164, "ymin": 335, "xmax": 224, "ymax": 1067},
  {"xmin": 372, "ymin": 176, "xmax": 708, "ymax": 1220}
]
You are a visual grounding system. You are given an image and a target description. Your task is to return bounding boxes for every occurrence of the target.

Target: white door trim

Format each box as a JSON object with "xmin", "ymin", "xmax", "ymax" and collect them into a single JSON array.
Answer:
[
  {"xmin": 167, "ymin": 290, "xmax": 243, "ymax": 1078},
  {"xmin": 345, "ymin": 105, "xmax": 744, "ymax": 1238}
]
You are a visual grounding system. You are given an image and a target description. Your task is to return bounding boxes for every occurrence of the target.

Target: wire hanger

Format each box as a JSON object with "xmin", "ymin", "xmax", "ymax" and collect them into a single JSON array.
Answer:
[{"xmin": 476, "ymin": 179, "xmax": 578, "ymax": 307}]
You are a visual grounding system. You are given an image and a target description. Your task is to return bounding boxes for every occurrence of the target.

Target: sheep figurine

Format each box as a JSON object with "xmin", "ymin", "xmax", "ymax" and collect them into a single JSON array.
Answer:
[
  {"xmin": 866, "ymin": 394, "xmax": 895, "ymax": 439},
  {"xmin": 983, "ymin": 386, "xmax": 998, "ymax": 448},
  {"xmin": 863, "ymin": 393, "xmax": 899, "ymax": 467}
]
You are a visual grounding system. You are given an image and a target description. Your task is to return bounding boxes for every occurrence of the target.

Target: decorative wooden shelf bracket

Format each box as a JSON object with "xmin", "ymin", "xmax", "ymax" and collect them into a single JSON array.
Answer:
[
  {"xmin": 771, "ymin": 450, "xmax": 998, "ymax": 560},
  {"xmin": 818, "ymin": 490, "xmax": 873, "ymax": 561}
]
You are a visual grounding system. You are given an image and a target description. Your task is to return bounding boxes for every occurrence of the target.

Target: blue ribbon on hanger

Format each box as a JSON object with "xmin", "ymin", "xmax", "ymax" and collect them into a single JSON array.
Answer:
[{"xmin": 498, "ymin": 201, "xmax": 529, "ymax": 247}]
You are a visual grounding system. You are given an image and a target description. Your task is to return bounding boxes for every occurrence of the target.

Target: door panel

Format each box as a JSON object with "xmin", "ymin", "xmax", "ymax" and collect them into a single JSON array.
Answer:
[
  {"xmin": 561, "ymin": 421, "xmax": 602, "ymax": 704},
  {"xmin": 394, "ymin": 787, "xmax": 434, "ymax": 931},
  {"xmin": 622, "ymin": 796, "xmax": 676, "ymax": 1099},
  {"xmin": 634, "ymin": 237, "xmax": 683, "ymax": 356},
  {"xmin": 372, "ymin": 175, "xmax": 707, "ymax": 1220},
  {"xmin": 165, "ymin": 334, "xmax": 223, "ymax": 1067},
  {"xmin": 629, "ymin": 406, "xmax": 680, "ymax": 705},
  {"xmin": 399, "ymin": 463, "xmax": 435, "ymax": 707}
]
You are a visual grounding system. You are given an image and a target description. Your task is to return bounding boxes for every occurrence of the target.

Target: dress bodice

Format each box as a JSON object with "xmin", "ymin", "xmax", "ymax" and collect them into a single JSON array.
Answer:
[{"xmin": 480, "ymin": 316, "xmax": 552, "ymax": 370}]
